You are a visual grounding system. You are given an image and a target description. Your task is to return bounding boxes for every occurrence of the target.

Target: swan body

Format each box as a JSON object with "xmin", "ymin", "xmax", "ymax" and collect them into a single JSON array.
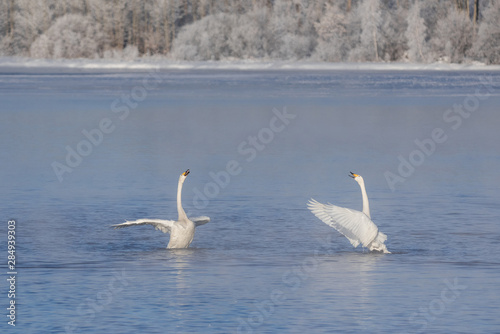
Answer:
[
  {"xmin": 113, "ymin": 169, "xmax": 210, "ymax": 249},
  {"xmin": 308, "ymin": 172, "xmax": 389, "ymax": 253}
]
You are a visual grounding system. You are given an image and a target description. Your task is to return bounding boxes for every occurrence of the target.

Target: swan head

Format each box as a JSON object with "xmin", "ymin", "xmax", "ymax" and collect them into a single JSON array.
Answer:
[
  {"xmin": 349, "ymin": 171, "xmax": 364, "ymax": 183},
  {"xmin": 180, "ymin": 169, "xmax": 190, "ymax": 182}
]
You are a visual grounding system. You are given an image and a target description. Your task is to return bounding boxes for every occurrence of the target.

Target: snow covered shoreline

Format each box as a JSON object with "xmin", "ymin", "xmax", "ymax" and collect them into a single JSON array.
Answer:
[{"xmin": 1, "ymin": 57, "xmax": 500, "ymax": 72}]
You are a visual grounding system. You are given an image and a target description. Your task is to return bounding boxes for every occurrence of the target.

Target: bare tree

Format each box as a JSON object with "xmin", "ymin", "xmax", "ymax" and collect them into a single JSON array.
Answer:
[
  {"xmin": 110, "ymin": 0, "xmax": 126, "ymax": 50},
  {"xmin": 432, "ymin": 6, "xmax": 473, "ymax": 63},
  {"xmin": 161, "ymin": 0, "xmax": 176, "ymax": 54},
  {"xmin": 358, "ymin": 0, "xmax": 382, "ymax": 61},
  {"xmin": 472, "ymin": 0, "xmax": 480, "ymax": 24},
  {"xmin": 378, "ymin": 3, "xmax": 409, "ymax": 61},
  {"xmin": 0, "ymin": 0, "xmax": 14, "ymax": 37},
  {"xmin": 314, "ymin": 3, "xmax": 348, "ymax": 61},
  {"xmin": 10, "ymin": 0, "xmax": 53, "ymax": 55},
  {"xmin": 406, "ymin": 0, "xmax": 427, "ymax": 62},
  {"xmin": 30, "ymin": 14, "xmax": 107, "ymax": 58},
  {"xmin": 473, "ymin": 0, "xmax": 500, "ymax": 64}
]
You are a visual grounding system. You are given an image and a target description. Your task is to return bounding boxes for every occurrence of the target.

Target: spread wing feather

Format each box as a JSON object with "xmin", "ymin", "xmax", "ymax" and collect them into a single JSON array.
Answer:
[
  {"xmin": 308, "ymin": 199, "xmax": 379, "ymax": 248},
  {"xmin": 112, "ymin": 219, "xmax": 176, "ymax": 234},
  {"xmin": 191, "ymin": 216, "xmax": 210, "ymax": 227}
]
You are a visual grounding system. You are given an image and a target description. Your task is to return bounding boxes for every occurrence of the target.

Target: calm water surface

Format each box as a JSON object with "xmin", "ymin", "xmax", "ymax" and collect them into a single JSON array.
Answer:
[{"xmin": 1, "ymin": 66, "xmax": 499, "ymax": 333}]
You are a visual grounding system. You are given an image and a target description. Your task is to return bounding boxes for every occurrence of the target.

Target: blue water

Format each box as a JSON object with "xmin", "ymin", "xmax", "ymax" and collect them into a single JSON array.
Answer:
[{"xmin": 1, "ymin": 66, "xmax": 500, "ymax": 333}]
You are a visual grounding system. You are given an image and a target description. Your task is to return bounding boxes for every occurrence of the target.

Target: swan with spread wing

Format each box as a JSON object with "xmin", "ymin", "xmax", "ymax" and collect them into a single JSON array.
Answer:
[
  {"xmin": 113, "ymin": 169, "xmax": 210, "ymax": 249},
  {"xmin": 308, "ymin": 172, "xmax": 389, "ymax": 253}
]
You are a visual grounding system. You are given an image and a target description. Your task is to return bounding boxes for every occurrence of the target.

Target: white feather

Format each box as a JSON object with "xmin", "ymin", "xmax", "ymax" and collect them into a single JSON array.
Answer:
[
  {"xmin": 113, "ymin": 219, "xmax": 175, "ymax": 234},
  {"xmin": 191, "ymin": 216, "xmax": 211, "ymax": 226},
  {"xmin": 112, "ymin": 169, "xmax": 210, "ymax": 249},
  {"xmin": 308, "ymin": 199, "xmax": 378, "ymax": 248},
  {"xmin": 308, "ymin": 172, "xmax": 390, "ymax": 253}
]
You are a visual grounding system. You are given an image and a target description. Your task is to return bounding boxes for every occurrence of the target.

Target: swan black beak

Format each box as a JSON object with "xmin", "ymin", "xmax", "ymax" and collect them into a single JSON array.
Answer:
[
  {"xmin": 349, "ymin": 171, "xmax": 359, "ymax": 178},
  {"xmin": 183, "ymin": 169, "xmax": 190, "ymax": 176}
]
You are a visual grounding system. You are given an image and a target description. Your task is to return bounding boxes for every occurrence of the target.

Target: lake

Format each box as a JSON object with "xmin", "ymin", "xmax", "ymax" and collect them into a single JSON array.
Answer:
[{"xmin": 1, "ymin": 64, "xmax": 499, "ymax": 333}]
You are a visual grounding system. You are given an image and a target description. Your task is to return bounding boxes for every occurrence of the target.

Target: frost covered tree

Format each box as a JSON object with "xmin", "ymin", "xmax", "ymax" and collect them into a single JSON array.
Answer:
[
  {"xmin": 95, "ymin": 0, "xmax": 127, "ymax": 51},
  {"xmin": 419, "ymin": 0, "xmax": 450, "ymax": 50},
  {"xmin": 30, "ymin": 14, "xmax": 108, "ymax": 58},
  {"xmin": 313, "ymin": 3, "xmax": 348, "ymax": 61},
  {"xmin": 143, "ymin": 0, "xmax": 176, "ymax": 54},
  {"xmin": 170, "ymin": 12, "xmax": 232, "ymax": 60},
  {"xmin": 0, "ymin": 0, "xmax": 14, "ymax": 55},
  {"xmin": 227, "ymin": 8, "xmax": 270, "ymax": 59},
  {"xmin": 406, "ymin": 1, "xmax": 428, "ymax": 62},
  {"xmin": 352, "ymin": 0, "xmax": 383, "ymax": 61},
  {"xmin": 6, "ymin": 0, "xmax": 54, "ymax": 56},
  {"xmin": 473, "ymin": 0, "xmax": 500, "ymax": 64},
  {"xmin": 267, "ymin": 0, "xmax": 316, "ymax": 59},
  {"xmin": 171, "ymin": 0, "xmax": 317, "ymax": 61},
  {"xmin": 171, "ymin": 7, "xmax": 273, "ymax": 61},
  {"xmin": 432, "ymin": 6, "xmax": 473, "ymax": 63},
  {"xmin": 379, "ymin": 3, "xmax": 408, "ymax": 61},
  {"xmin": 160, "ymin": 0, "xmax": 178, "ymax": 54},
  {"xmin": 2, "ymin": 0, "xmax": 500, "ymax": 64}
]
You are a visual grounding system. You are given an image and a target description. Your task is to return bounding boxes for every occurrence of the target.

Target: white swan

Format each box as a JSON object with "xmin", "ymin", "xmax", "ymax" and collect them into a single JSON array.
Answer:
[
  {"xmin": 113, "ymin": 169, "xmax": 210, "ymax": 249},
  {"xmin": 308, "ymin": 172, "xmax": 390, "ymax": 253}
]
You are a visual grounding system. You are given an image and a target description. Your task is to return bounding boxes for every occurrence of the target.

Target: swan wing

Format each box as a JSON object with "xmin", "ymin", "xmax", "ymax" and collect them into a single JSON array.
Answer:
[
  {"xmin": 308, "ymin": 199, "xmax": 379, "ymax": 248},
  {"xmin": 191, "ymin": 216, "xmax": 210, "ymax": 227},
  {"xmin": 112, "ymin": 219, "xmax": 175, "ymax": 234}
]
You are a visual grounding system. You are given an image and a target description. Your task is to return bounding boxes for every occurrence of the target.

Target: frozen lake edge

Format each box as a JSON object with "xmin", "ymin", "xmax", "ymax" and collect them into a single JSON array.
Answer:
[{"xmin": 2, "ymin": 56, "xmax": 500, "ymax": 72}]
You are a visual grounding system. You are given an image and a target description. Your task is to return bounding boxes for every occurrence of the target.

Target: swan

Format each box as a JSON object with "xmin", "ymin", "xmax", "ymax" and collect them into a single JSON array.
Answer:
[
  {"xmin": 113, "ymin": 169, "xmax": 210, "ymax": 249},
  {"xmin": 308, "ymin": 172, "xmax": 390, "ymax": 253}
]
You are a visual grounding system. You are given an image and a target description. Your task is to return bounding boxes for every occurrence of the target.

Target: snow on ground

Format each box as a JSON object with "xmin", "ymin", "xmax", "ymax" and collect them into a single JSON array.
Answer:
[{"xmin": 1, "ymin": 57, "xmax": 500, "ymax": 72}]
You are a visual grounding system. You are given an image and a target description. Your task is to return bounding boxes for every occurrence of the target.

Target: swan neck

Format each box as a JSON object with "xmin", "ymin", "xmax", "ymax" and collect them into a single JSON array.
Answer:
[
  {"xmin": 358, "ymin": 180, "xmax": 371, "ymax": 219},
  {"xmin": 177, "ymin": 177, "xmax": 187, "ymax": 221}
]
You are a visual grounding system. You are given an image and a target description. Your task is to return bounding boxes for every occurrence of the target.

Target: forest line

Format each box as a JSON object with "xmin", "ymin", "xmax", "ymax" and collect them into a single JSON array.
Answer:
[{"xmin": 1, "ymin": 0, "xmax": 499, "ymax": 64}]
